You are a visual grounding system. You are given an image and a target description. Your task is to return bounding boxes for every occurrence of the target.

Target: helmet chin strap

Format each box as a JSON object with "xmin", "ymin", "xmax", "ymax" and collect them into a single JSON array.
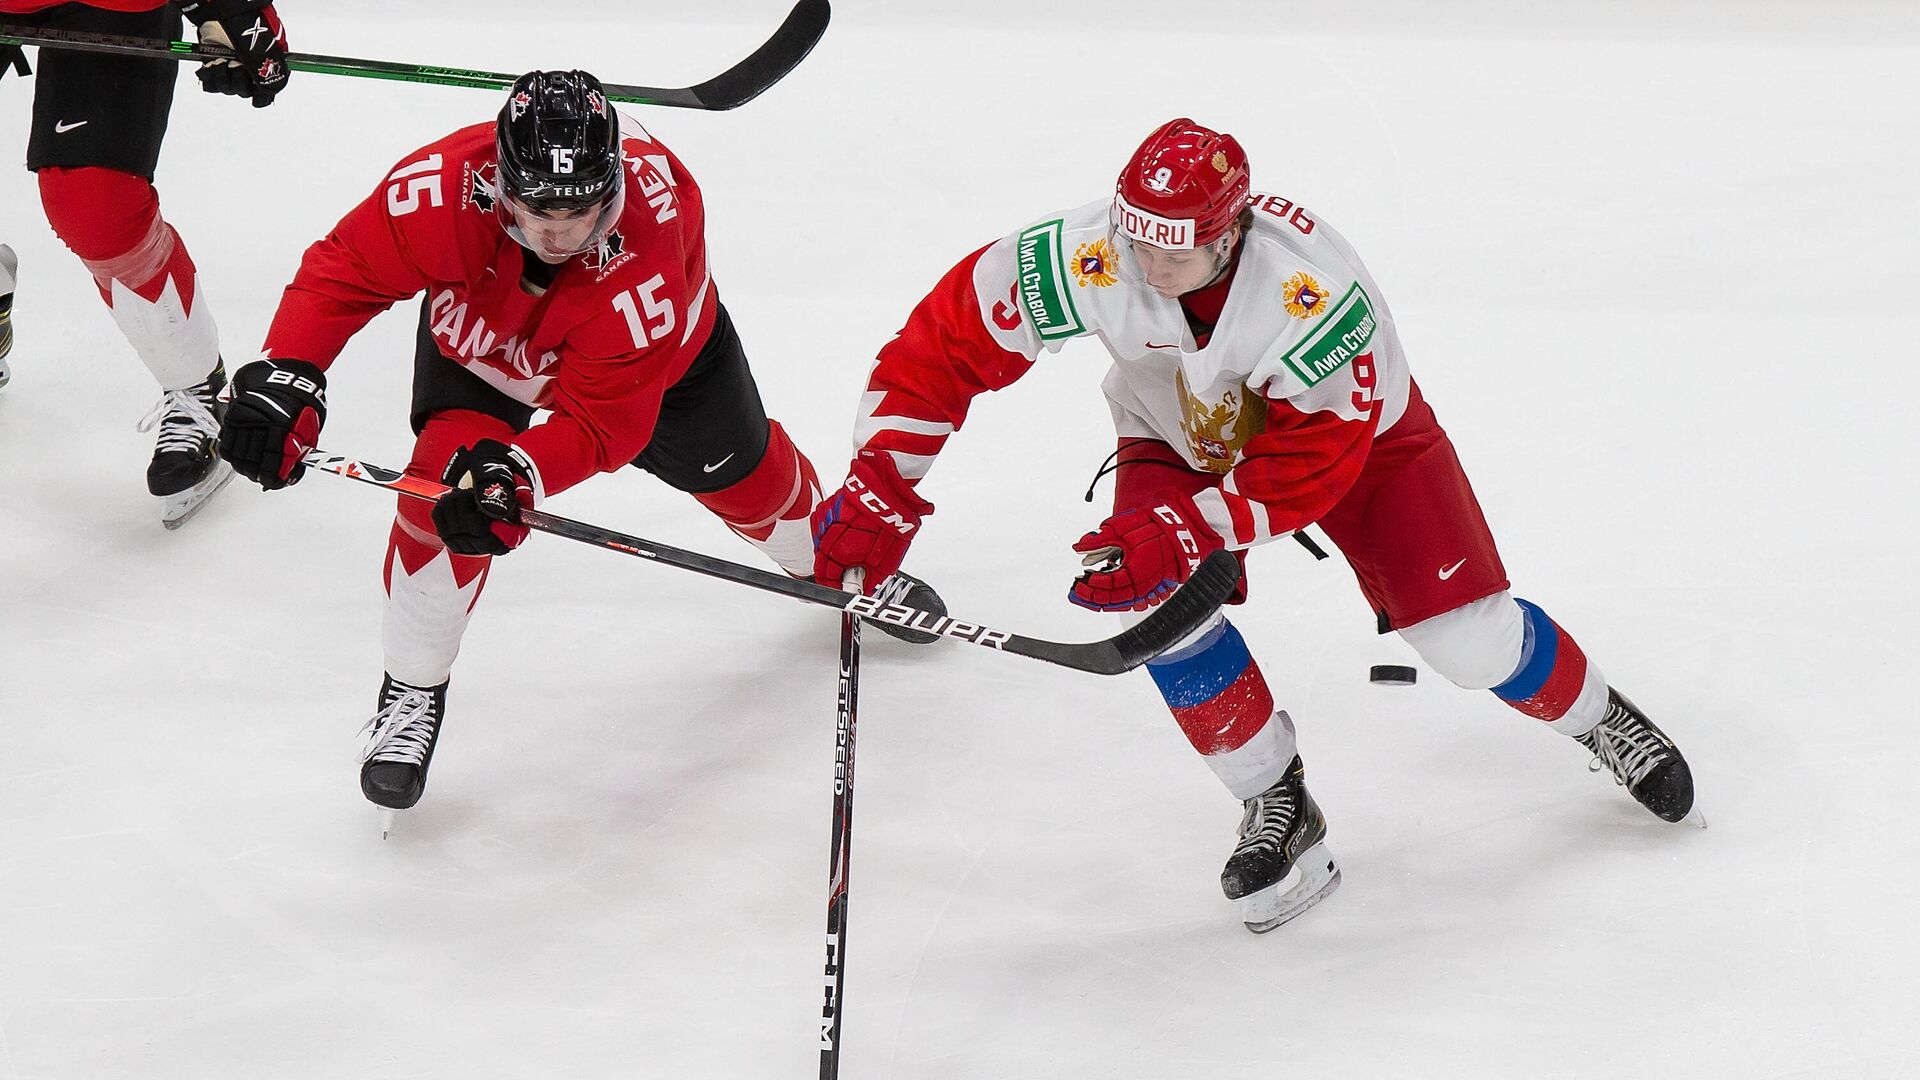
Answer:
[{"xmin": 1188, "ymin": 232, "xmax": 1239, "ymax": 293}]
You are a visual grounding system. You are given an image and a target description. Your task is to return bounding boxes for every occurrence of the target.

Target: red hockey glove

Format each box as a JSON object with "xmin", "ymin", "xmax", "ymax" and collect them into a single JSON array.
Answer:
[
  {"xmin": 1070, "ymin": 493, "xmax": 1224, "ymax": 612},
  {"xmin": 180, "ymin": 0, "xmax": 290, "ymax": 107},
  {"xmin": 811, "ymin": 450, "xmax": 934, "ymax": 593},
  {"xmin": 220, "ymin": 357, "xmax": 326, "ymax": 490},
  {"xmin": 433, "ymin": 440, "xmax": 535, "ymax": 556}
]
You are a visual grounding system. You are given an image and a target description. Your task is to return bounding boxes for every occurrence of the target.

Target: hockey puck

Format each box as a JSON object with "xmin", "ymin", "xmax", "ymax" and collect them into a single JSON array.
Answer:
[{"xmin": 1369, "ymin": 664, "xmax": 1417, "ymax": 686}]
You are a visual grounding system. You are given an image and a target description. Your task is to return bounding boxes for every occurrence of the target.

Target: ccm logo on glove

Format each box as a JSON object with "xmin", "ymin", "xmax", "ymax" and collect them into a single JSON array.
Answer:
[
  {"xmin": 1153, "ymin": 503, "xmax": 1204, "ymax": 572},
  {"xmin": 847, "ymin": 474, "xmax": 917, "ymax": 535}
]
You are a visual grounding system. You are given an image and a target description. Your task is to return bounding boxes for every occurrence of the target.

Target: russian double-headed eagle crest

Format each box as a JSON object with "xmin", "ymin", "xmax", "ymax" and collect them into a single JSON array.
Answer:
[
  {"xmin": 1177, "ymin": 369, "xmax": 1267, "ymax": 474},
  {"xmin": 1071, "ymin": 237, "xmax": 1119, "ymax": 288},
  {"xmin": 1281, "ymin": 271, "xmax": 1329, "ymax": 320}
]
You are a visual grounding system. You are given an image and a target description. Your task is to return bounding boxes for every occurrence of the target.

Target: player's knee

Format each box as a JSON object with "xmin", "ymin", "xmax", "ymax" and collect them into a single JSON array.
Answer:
[
  {"xmin": 38, "ymin": 167, "xmax": 161, "ymax": 262},
  {"xmin": 692, "ymin": 418, "xmax": 818, "ymax": 524},
  {"xmin": 1398, "ymin": 591, "xmax": 1526, "ymax": 689}
]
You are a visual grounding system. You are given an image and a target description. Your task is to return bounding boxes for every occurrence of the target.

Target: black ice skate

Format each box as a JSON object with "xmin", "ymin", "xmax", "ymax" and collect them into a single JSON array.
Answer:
[
  {"xmin": 1, "ymin": 242, "xmax": 16, "ymax": 391},
  {"xmin": 861, "ymin": 570, "xmax": 948, "ymax": 645},
  {"xmin": 1221, "ymin": 755, "xmax": 1341, "ymax": 933},
  {"xmin": 1577, "ymin": 688, "xmax": 1697, "ymax": 824},
  {"xmin": 137, "ymin": 361, "xmax": 234, "ymax": 528},
  {"xmin": 360, "ymin": 675, "xmax": 450, "ymax": 832}
]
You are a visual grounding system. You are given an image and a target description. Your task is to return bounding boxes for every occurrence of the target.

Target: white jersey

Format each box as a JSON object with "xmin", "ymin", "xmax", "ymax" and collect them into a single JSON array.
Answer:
[
  {"xmin": 968, "ymin": 194, "xmax": 1410, "ymax": 474},
  {"xmin": 853, "ymin": 192, "xmax": 1417, "ymax": 551}
]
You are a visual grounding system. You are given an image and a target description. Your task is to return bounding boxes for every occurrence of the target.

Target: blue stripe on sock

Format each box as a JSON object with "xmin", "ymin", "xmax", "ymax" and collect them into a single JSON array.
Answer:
[
  {"xmin": 1146, "ymin": 620, "xmax": 1250, "ymax": 709},
  {"xmin": 1148, "ymin": 617, "xmax": 1229, "ymax": 666},
  {"xmin": 1492, "ymin": 598, "xmax": 1556, "ymax": 702}
]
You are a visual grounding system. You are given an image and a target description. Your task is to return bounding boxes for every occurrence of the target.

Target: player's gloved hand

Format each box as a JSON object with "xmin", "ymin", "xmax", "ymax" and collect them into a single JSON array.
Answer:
[
  {"xmin": 180, "ymin": 0, "xmax": 290, "ymax": 107},
  {"xmin": 1070, "ymin": 493, "xmax": 1224, "ymax": 611},
  {"xmin": 810, "ymin": 449, "xmax": 934, "ymax": 593},
  {"xmin": 433, "ymin": 440, "xmax": 535, "ymax": 556},
  {"xmin": 220, "ymin": 357, "xmax": 326, "ymax": 490}
]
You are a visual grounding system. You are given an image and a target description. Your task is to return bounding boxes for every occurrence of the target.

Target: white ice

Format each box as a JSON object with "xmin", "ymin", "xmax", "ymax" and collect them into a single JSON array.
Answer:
[{"xmin": 3, "ymin": 1, "xmax": 1917, "ymax": 1077}]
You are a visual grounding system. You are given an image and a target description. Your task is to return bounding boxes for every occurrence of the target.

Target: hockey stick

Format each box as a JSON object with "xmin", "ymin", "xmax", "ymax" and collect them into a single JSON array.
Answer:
[
  {"xmin": 1, "ymin": 0, "xmax": 828, "ymax": 110},
  {"xmin": 300, "ymin": 449, "xmax": 1239, "ymax": 676},
  {"xmin": 818, "ymin": 572, "xmax": 861, "ymax": 1080}
]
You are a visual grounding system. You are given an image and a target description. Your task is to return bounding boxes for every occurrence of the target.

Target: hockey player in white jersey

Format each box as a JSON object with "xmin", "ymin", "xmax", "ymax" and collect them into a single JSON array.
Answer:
[{"xmin": 810, "ymin": 119, "xmax": 1697, "ymax": 933}]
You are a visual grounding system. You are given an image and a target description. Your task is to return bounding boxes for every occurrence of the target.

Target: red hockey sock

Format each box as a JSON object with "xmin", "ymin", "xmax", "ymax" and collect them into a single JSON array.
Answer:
[
  {"xmin": 386, "ymin": 411, "xmax": 519, "ymax": 591},
  {"xmin": 693, "ymin": 419, "xmax": 820, "ymax": 576},
  {"xmin": 1145, "ymin": 616, "xmax": 1297, "ymax": 800},
  {"xmin": 40, "ymin": 166, "xmax": 218, "ymax": 390},
  {"xmin": 380, "ymin": 412, "xmax": 518, "ymax": 685},
  {"xmin": 1491, "ymin": 598, "xmax": 1607, "ymax": 730},
  {"xmin": 39, "ymin": 167, "xmax": 196, "ymax": 306}
]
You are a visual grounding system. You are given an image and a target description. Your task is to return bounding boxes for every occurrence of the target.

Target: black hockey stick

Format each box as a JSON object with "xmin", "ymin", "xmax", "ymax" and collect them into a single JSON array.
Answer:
[
  {"xmin": 301, "ymin": 449, "xmax": 1238, "ymax": 676},
  {"xmin": 818, "ymin": 574, "xmax": 861, "ymax": 1080},
  {"xmin": 1, "ymin": 0, "xmax": 827, "ymax": 110}
]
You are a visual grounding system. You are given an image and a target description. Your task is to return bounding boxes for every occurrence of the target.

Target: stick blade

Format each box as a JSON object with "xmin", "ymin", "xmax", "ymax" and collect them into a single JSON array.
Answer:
[
  {"xmin": 1100, "ymin": 549, "xmax": 1241, "ymax": 674},
  {"xmin": 681, "ymin": 0, "xmax": 830, "ymax": 109}
]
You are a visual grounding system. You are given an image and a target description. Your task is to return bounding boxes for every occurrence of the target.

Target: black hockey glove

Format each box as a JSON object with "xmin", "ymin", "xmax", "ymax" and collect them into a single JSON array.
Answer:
[
  {"xmin": 219, "ymin": 357, "xmax": 327, "ymax": 490},
  {"xmin": 433, "ymin": 440, "xmax": 535, "ymax": 556},
  {"xmin": 180, "ymin": 0, "xmax": 290, "ymax": 107}
]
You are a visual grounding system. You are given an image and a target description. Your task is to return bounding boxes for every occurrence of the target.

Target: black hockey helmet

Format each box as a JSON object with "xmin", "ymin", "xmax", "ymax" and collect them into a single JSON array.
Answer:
[{"xmin": 496, "ymin": 70, "xmax": 621, "ymax": 212}]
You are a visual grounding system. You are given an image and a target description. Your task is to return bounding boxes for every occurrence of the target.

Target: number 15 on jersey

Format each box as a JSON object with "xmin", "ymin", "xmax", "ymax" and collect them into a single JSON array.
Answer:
[{"xmin": 612, "ymin": 275, "xmax": 677, "ymax": 347}]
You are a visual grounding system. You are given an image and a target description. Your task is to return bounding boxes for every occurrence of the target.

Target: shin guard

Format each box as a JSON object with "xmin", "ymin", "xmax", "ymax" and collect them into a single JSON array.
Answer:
[
  {"xmin": 381, "ymin": 412, "xmax": 513, "ymax": 686},
  {"xmin": 1490, "ymin": 599, "xmax": 1609, "ymax": 734},
  {"xmin": 1145, "ymin": 616, "xmax": 1296, "ymax": 800},
  {"xmin": 39, "ymin": 167, "xmax": 219, "ymax": 390}
]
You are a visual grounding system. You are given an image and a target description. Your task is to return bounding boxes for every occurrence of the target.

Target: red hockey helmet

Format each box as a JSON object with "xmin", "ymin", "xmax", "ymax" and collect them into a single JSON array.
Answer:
[{"xmin": 1112, "ymin": 118, "xmax": 1250, "ymax": 250}]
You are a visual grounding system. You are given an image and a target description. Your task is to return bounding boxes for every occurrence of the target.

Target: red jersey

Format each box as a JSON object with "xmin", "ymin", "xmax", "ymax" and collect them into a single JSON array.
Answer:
[{"xmin": 264, "ymin": 118, "xmax": 720, "ymax": 500}]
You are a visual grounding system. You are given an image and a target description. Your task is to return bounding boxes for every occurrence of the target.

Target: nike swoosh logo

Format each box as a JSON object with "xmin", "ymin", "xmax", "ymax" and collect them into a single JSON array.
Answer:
[
  {"xmin": 54, "ymin": 120, "xmax": 89, "ymax": 133},
  {"xmin": 1144, "ymin": 341, "xmax": 1181, "ymax": 350},
  {"xmin": 701, "ymin": 453, "xmax": 736, "ymax": 474},
  {"xmin": 1438, "ymin": 559, "xmax": 1467, "ymax": 580}
]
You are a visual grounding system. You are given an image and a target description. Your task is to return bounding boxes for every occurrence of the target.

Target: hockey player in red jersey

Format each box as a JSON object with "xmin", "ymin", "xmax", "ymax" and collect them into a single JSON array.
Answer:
[
  {"xmin": 811, "ymin": 119, "xmax": 1698, "ymax": 932},
  {"xmin": 219, "ymin": 71, "xmax": 934, "ymax": 822},
  {"xmin": 2, "ymin": 0, "xmax": 290, "ymax": 525}
]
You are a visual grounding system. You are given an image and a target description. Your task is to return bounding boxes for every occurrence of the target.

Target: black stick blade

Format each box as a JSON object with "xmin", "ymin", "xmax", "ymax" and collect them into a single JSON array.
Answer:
[
  {"xmin": 679, "ymin": 0, "xmax": 830, "ymax": 110},
  {"xmin": 1103, "ymin": 550, "xmax": 1242, "ymax": 673}
]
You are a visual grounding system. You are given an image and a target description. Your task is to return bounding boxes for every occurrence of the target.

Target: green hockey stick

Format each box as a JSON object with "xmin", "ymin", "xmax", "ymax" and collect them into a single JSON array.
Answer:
[{"xmin": 1, "ymin": 0, "xmax": 828, "ymax": 109}]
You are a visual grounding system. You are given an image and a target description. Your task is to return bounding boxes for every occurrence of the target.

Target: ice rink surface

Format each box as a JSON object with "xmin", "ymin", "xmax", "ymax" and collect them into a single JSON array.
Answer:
[{"xmin": 3, "ymin": 1, "xmax": 1917, "ymax": 1076}]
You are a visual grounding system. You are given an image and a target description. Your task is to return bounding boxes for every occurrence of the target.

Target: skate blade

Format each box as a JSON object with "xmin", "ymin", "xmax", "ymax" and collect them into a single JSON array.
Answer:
[
  {"xmin": 1679, "ymin": 805, "xmax": 1707, "ymax": 830},
  {"xmin": 160, "ymin": 461, "xmax": 235, "ymax": 530},
  {"xmin": 1240, "ymin": 842, "xmax": 1341, "ymax": 934},
  {"xmin": 379, "ymin": 809, "xmax": 398, "ymax": 840}
]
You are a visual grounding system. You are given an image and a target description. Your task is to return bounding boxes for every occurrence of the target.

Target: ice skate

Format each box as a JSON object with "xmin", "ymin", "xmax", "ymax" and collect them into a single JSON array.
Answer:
[
  {"xmin": 861, "ymin": 570, "xmax": 948, "ymax": 645},
  {"xmin": 0, "ymin": 242, "xmax": 16, "ymax": 391},
  {"xmin": 1577, "ymin": 688, "xmax": 1698, "ymax": 825},
  {"xmin": 137, "ymin": 361, "xmax": 232, "ymax": 527},
  {"xmin": 1221, "ymin": 756, "xmax": 1341, "ymax": 933},
  {"xmin": 360, "ymin": 675, "xmax": 450, "ymax": 831}
]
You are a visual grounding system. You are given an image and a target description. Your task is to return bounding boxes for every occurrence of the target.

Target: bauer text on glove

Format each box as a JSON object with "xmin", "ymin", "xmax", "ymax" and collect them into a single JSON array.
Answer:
[{"xmin": 219, "ymin": 357, "xmax": 326, "ymax": 490}]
